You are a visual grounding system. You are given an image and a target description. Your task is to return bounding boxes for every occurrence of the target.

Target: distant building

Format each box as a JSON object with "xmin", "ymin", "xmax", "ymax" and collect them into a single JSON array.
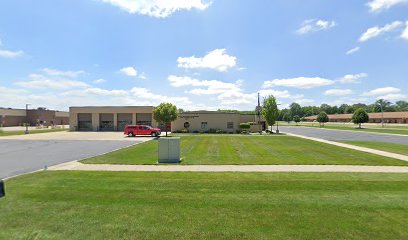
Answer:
[
  {"xmin": 172, "ymin": 111, "xmax": 266, "ymax": 133},
  {"xmin": 69, "ymin": 106, "xmax": 267, "ymax": 132},
  {"xmin": 304, "ymin": 112, "xmax": 408, "ymax": 124},
  {"xmin": 0, "ymin": 107, "xmax": 69, "ymax": 127}
]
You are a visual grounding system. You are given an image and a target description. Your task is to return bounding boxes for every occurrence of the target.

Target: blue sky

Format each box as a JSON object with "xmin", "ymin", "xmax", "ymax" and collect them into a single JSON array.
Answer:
[{"xmin": 0, "ymin": 0, "xmax": 407, "ymax": 111}]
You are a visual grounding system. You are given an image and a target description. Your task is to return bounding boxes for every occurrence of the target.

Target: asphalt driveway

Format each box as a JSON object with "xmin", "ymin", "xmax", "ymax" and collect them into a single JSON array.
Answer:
[
  {"xmin": 279, "ymin": 126, "xmax": 408, "ymax": 145},
  {"xmin": 0, "ymin": 131, "xmax": 155, "ymax": 179}
]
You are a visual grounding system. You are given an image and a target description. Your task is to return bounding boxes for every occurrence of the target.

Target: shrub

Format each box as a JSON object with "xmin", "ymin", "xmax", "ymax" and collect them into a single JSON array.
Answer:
[
  {"xmin": 193, "ymin": 130, "xmax": 199, "ymax": 134},
  {"xmin": 181, "ymin": 128, "xmax": 189, "ymax": 133},
  {"xmin": 239, "ymin": 123, "xmax": 251, "ymax": 130},
  {"xmin": 216, "ymin": 129, "xmax": 223, "ymax": 134},
  {"xmin": 208, "ymin": 128, "xmax": 217, "ymax": 133}
]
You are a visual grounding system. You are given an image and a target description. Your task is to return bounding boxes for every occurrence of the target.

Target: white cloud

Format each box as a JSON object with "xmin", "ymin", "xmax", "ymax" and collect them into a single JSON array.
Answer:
[
  {"xmin": 263, "ymin": 77, "xmax": 334, "ymax": 89},
  {"xmin": 99, "ymin": 0, "xmax": 211, "ymax": 18},
  {"xmin": 338, "ymin": 73, "xmax": 368, "ymax": 84},
  {"xmin": 16, "ymin": 74, "xmax": 89, "ymax": 90},
  {"xmin": 402, "ymin": 22, "xmax": 408, "ymax": 39},
  {"xmin": 138, "ymin": 72, "xmax": 147, "ymax": 79},
  {"xmin": 15, "ymin": 69, "xmax": 89, "ymax": 90},
  {"xmin": 362, "ymin": 87, "xmax": 401, "ymax": 96},
  {"xmin": 367, "ymin": 0, "xmax": 408, "ymax": 12},
  {"xmin": 324, "ymin": 89, "xmax": 353, "ymax": 96},
  {"xmin": 130, "ymin": 87, "xmax": 191, "ymax": 105},
  {"xmin": 376, "ymin": 93, "xmax": 407, "ymax": 100},
  {"xmin": 0, "ymin": 49, "xmax": 24, "ymax": 58},
  {"xmin": 42, "ymin": 68, "xmax": 85, "ymax": 78},
  {"xmin": 177, "ymin": 49, "xmax": 237, "ymax": 72},
  {"xmin": 296, "ymin": 19, "xmax": 336, "ymax": 34},
  {"xmin": 93, "ymin": 78, "xmax": 107, "ymax": 84},
  {"xmin": 168, "ymin": 75, "xmax": 242, "ymax": 95},
  {"xmin": 259, "ymin": 89, "xmax": 293, "ymax": 99},
  {"xmin": 346, "ymin": 47, "xmax": 360, "ymax": 55},
  {"xmin": 120, "ymin": 67, "xmax": 138, "ymax": 77},
  {"xmin": 359, "ymin": 21, "xmax": 404, "ymax": 42}
]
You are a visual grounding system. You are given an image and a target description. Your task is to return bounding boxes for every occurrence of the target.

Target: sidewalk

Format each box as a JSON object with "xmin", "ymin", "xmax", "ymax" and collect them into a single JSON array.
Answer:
[{"xmin": 49, "ymin": 161, "xmax": 408, "ymax": 173}]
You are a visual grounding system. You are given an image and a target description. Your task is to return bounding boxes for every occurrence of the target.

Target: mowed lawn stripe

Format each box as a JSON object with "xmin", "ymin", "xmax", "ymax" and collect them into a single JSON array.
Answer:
[
  {"xmin": 1, "ymin": 171, "xmax": 408, "ymax": 239},
  {"xmin": 81, "ymin": 135, "xmax": 408, "ymax": 166},
  {"xmin": 339, "ymin": 141, "xmax": 408, "ymax": 156}
]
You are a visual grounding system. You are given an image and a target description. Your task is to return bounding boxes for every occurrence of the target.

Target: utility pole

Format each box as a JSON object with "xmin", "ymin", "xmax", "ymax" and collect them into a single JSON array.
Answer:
[
  {"xmin": 257, "ymin": 93, "xmax": 261, "ymax": 134},
  {"xmin": 276, "ymin": 103, "xmax": 281, "ymax": 134},
  {"xmin": 380, "ymin": 104, "xmax": 384, "ymax": 128},
  {"xmin": 25, "ymin": 104, "xmax": 31, "ymax": 134}
]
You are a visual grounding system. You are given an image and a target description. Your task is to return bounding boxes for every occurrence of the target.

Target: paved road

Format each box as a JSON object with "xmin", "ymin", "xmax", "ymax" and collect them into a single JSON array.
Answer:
[
  {"xmin": 279, "ymin": 126, "xmax": 408, "ymax": 145},
  {"xmin": 0, "ymin": 140, "xmax": 138, "ymax": 179}
]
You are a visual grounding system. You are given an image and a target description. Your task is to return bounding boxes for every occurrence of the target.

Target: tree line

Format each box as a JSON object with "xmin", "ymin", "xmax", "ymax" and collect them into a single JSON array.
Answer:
[{"xmin": 278, "ymin": 99, "xmax": 408, "ymax": 121}]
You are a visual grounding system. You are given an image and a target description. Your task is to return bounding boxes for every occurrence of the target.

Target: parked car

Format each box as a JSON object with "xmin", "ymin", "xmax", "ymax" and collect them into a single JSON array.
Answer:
[{"xmin": 124, "ymin": 125, "xmax": 161, "ymax": 137}]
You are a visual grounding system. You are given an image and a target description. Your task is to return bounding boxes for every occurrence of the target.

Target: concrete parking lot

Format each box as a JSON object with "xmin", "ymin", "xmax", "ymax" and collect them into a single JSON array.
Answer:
[
  {"xmin": 279, "ymin": 126, "xmax": 408, "ymax": 145},
  {"xmin": 0, "ymin": 131, "xmax": 154, "ymax": 179}
]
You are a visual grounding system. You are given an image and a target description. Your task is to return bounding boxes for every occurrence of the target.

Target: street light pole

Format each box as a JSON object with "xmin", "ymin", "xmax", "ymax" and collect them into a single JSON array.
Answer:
[
  {"xmin": 276, "ymin": 103, "xmax": 281, "ymax": 134},
  {"xmin": 25, "ymin": 104, "xmax": 31, "ymax": 134},
  {"xmin": 380, "ymin": 104, "xmax": 384, "ymax": 128}
]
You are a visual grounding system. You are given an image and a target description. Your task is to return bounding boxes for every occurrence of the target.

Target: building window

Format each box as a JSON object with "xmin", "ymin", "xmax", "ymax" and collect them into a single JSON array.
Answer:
[
  {"xmin": 201, "ymin": 122, "xmax": 208, "ymax": 129},
  {"xmin": 227, "ymin": 122, "xmax": 234, "ymax": 129}
]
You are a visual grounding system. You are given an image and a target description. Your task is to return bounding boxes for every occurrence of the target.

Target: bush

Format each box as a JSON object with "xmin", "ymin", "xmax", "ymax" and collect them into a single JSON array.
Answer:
[
  {"xmin": 216, "ymin": 129, "xmax": 223, "ymax": 134},
  {"xmin": 239, "ymin": 123, "xmax": 251, "ymax": 130},
  {"xmin": 208, "ymin": 128, "xmax": 217, "ymax": 133},
  {"xmin": 193, "ymin": 130, "xmax": 199, "ymax": 133},
  {"xmin": 181, "ymin": 128, "xmax": 189, "ymax": 133}
]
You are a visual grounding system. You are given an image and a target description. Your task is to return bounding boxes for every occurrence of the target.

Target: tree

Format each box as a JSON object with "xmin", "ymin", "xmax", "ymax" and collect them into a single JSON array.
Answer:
[
  {"xmin": 317, "ymin": 111, "xmax": 329, "ymax": 127},
  {"xmin": 352, "ymin": 108, "xmax": 369, "ymax": 129},
  {"xmin": 395, "ymin": 101, "xmax": 408, "ymax": 111},
  {"xmin": 261, "ymin": 95, "xmax": 279, "ymax": 133},
  {"xmin": 293, "ymin": 115, "xmax": 300, "ymax": 126},
  {"xmin": 153, "ymin": 103, "xmax": 178, "ymax": 137},
  {"xmin": 375, "ymin": 99, "xmax": 392, "ymax": 112},
  {"xmin": 338, "ymin": 104, "xmax": 349, "ymax": 114},
  {"xmin": 283, "ymin": 112, "xmax": 292, "ymax": 123},
  {"xmin": 290, "ymin": 103, "xmax": 302, "ymax": 118}
]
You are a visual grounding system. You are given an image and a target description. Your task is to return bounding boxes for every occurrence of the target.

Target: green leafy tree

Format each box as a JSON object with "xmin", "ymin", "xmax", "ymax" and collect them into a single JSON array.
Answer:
[
  {"xmin": 290, "ymin": 102, "xmax": 302, "ymax": 118},
  {"xmin": 283, "ymin": 112, "xmax": 292, "ymax": 123},
  {"xmin": 261, "ymin": 95, "xmax": 279, "ymax": 132},
  {"xmin": 317, "ymin": 111, "xmax": 329, "ymax": 127},
  {"xmin": 395, "ymin": 101, "xmax": 408, "ymax": 111},
  {"xmin": 293, "ymin": 115, "xmax": 300, "ymax": 126},
  {"xmin": 352, "ymin": 108, "xmax": 369, "ymax": 129},
  {"xmin": 153, "ymin": 103, "xmax": 178, "ymax": 137}
]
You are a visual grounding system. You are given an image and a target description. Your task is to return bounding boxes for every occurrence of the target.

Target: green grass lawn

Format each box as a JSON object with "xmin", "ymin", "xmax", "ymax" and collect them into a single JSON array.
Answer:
[
  {"xmin": 280, "ymin": 122, "xmax": 408, "ymax": 135},
  {"xmin": 0, "ymin": 128, "xmax": 68, "ymax": 137},
  {"xmin": 81, "ymin": 135, "xmax": 408, "ymax": 166},
  {"xmin": 339, "ymin": 141, "xmax": 408, "ymax": 156},
  {"xmin": 1, "ymin": 171, "xmax": 408, "ymax": 239}
]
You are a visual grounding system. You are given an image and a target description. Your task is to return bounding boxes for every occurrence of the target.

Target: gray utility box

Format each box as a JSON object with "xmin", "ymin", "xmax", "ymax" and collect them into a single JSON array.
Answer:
[{"xmin": 158, "ymin": 137, "xmax": 181, "ymax": 163}]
